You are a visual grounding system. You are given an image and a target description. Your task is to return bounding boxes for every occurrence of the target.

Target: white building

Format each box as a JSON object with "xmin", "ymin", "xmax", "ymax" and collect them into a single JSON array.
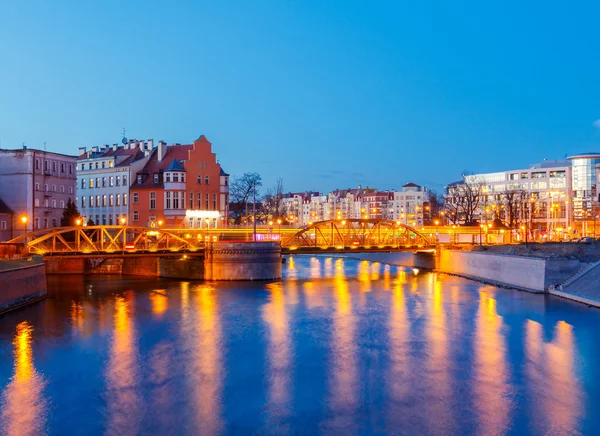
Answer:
[
  {"xmin": 387, "ymin": 183, "xmax": 432, "ymax": 226},
  {"xmin": 0, "ymin": 146, "xmax": 77, "ymax": 235},
  {"xmin": 76, "ymin": 139, "xmax": 154, "ymax": 225}
]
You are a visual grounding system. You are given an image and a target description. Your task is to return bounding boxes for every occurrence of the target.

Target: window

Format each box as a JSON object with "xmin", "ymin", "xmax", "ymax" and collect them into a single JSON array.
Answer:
[
  {"xmin": 44, "ymin": 218, "xmax": 48, "ymax": 229},
  {"xmin": 123, "ymin": 194, "xmax": 128, "ymax": 206},
  {"xmin": 102, "ymin": 161, "xmax": 105, "ymax": 169},
  {"xmin": 61, "ymin": 162, "xmax": 65, "ymax": 173},
  {"xmin": 95, "ymin": 178, "xmax": 99, "ymax": 188},
  {"xmin": 150, "ymin": 192, "xmax": 156, "ymax": 210},
  {"xmin": 206, "ymin": 194, "xmax": 209, "ymax": 209},
  {"xmin": 96, "ymin": 195, "xmax": 100, "ymax": 207},
  {"xmin": 166, "ymin": 192, "xmax": 171, "ymax": 209},
  {"xmin": 133, "ymin": 211, "xmax": 139, "ymax": 221},
  {"xmin": 102, "ymin": 195, "xmax": 107, "ymax": 207},
  {"xmin": 205, "ymin": 176, "xmax": 209, "ymax": 184},
  {"xmin": 165, "ymin": 173, "xmax": 171, "ymax": 182},
  {"xmin": 69, "ymin": 164, "xmax": 73, "ymax": 174},
  {"xmin": 123, "ymin": 175, "xmax": 127, "ymax": 185},
  {"xmin": 213, "ymin": 194, "xmax": 217, "ymax": 211},
  {"xmin": 109, "ymin": 161, "xmax": 113, "ymax": 168},
  {"xmin": 52, "ymin": 161, "xmax": 57, "ymax": 172},
  {"xmin": 532, "ymin": 171, "xmax": 546, "ymax": 179},
  {"xmin": 225, "ymin": 177, "xmax": 229, "ymax": 186},
  {"xmin": 52, "ymin": 218, "xmax": 57, "ymax": 227},
  {"xmin": 116, "ymin": 177, "xmax": 120, "ymax": 186},
  {"xmin": 82, "ymin": 197, "xmax": 86, "ymax": 208},
  {"xmin": 35, "ymin": 183, "xmax": 40, "ymax": 191},
  {"xmin": 89, "ymin": 163, "xmax": 92, "ymax": 170},
  {"xmin": 109, "ymin": 215, "xmax": 113, "ymax": 225},
  {"xmin": 189, "ymin": 192, "xmax": 193, "ymax": 209},
  {"xmin": 52, "ymin": 184, "xmax": 56, "ymax": 192},
  {"xmin": 197, "ymin": 175, "xmax": 202, "ymax": 184},
  {"xmin": 137, "ymin": 175, "xmax": 142, "ymax": 184},
  {"xmin": 95, "ymin": 215, "xmax": 99, "ymax": 225},
  {"xmin": 95, "ymin": 162, "xmax": 99, "ymax": 169},
  {"xmin": 34, "ymin": 218, "xmax": 39, "ymax": 229},
  {"xmin": 44, "ymin": 184, "xmax": 48, "ymax": 192},
  {"xmin": 102, "ymin": 215, "xmax": 106, "ymax": 225},
  {"xmin": 109, "ymin": 176, "xmax": 114, "ymax": 187},
  {"xmin": 197, "ymin": 192, "xmax": 202, "ymax": 209},
  {"xmin": 89, "ymin": 178, "xmax": 93, "ymax": 188},
  {"xmin": 109, "ymin": 194, "xmax": 114, "ymax": 207},
  {"xmin": 69, "ymin": 186, "xmax": 73, "ymax": 194},
  {"xmin": 154, "ymin": 174, "xmax": 159, "ymax": 183},
  {"xmin": 52, "ymin": 200, "xmax": 56, "ymax": 208},
  {"xmin": 81, "ymin": 179, "xmax": 85, "ymax": 189},
  {"xmin": 60, "ymin": 200, "xmax": 65, "ymax": 208},
  {"xmin": 89, "ymin": 196, "xmax": 94, "ymax": 207},
  {"xmin": 133, "ymin": 193, "xmax": 139, "ymax": 204},
  {"xmin": 44, "ymin": 160, "xmax": 48, "ymax": 170},
  {"xmin": 35, "ymin": 199, "xmax": 40, "ymax": 207},
  {"xmin": 173, "ymin": 173, "xmax": 179, "ymax": 182},
  {"xmin": 102, "ymin": 177, "xmax": 106, "ymax": 187},
  {"xmin": 35, "ymin": 159, "xmax": 40, "ymax": 170},
  {"xmin": 181, "ymin": 174, "xmax": 185, "ymax": 183},
  {"xmin": 0, "ymin": 221, "xmax": 6, "ymax": 230},
  {"xmin": 60, "ymin": 185, "xmax": 65, "ymax": 193},
  {"xmin": 173, "ymin": 192, "xmax": 179, "ymax": 209},
  {"xmin": 116, "ymin": 194, "xmax": 121, "ymax": 206}
]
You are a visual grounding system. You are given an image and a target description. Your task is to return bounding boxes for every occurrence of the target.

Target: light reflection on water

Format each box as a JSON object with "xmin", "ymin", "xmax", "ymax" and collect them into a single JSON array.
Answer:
[{"xmin": 0, "ymin": 256, "xmax": 597, "ymax": 435}]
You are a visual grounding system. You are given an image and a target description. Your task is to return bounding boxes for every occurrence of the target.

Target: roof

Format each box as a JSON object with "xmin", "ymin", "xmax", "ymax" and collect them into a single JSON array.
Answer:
[
  {"xmin": 78, "ymin": 144, "xmax": 147, "ymax": 160},
  {"xmin": 566, "ymin": 152, "xmax": 600, "ymax": 160},
  {"xmin": 0, "ymin": 198, "xmax": 13, "ymax": 214},
  {"xmin": 402, "ymin": 182, "xmax": 420, "ymax": 188},
  {"xmin": 131, "ymin": 145, "xmax": 193, "ymax": 189},
  {"xmin": 220, "ymin": 167, "xmax": 229, "ymax": 176},
  {"xmin": 166, "ymin": 158, "xmax": 186, "ymax": 172}
]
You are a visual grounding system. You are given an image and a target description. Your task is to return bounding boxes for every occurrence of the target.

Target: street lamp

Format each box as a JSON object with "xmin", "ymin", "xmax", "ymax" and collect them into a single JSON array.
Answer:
[
  {"xmin": 120, "ymin": 217, "xmax": 126, "ymax": 253},
  {"xmin": 434, "ymin": 219, "xmax": 439, "ymax": 242},
  {"xmin": 277, "ymin": 218, "xmax": 282, "ymax": 240},
  {"xmin": 76, "ymin": 218, "xmax": 82, "ymax": 226},
  {"xmin": 20, "ymin": 215, "xmax": 28, "ymax": 236}
]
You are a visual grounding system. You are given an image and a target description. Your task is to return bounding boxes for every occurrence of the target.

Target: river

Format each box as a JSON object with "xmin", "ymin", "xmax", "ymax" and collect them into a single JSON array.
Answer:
[{"xmin": 0, "ymin": 256, "xmax": 599, "ymax": 435}]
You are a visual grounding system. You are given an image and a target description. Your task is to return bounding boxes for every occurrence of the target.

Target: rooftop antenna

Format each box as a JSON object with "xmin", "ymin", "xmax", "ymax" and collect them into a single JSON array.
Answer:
[{"xmin": 121, "ymin": 128, "xmax": 128, "ymax": 145}]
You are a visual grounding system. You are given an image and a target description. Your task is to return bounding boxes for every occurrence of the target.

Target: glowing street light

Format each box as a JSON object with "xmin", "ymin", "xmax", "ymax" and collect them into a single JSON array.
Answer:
[{"xmin": 75, "ymin": 218, "xmax": 82, "ymax": 226}]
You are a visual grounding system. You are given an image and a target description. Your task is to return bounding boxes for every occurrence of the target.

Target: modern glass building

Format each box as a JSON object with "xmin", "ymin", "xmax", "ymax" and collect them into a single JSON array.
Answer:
[{"xmin": 567, "ymin": 152, "xmax": 600, "ymax": 221}]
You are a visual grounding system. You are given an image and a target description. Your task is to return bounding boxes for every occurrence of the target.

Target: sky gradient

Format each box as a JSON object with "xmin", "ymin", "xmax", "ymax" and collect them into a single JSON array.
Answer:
[{"xmin": 1, "ymin": 1, "xmax": 600, "ymax": 194}]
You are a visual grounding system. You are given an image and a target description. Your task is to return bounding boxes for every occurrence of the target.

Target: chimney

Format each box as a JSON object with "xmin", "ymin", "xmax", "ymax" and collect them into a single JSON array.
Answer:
[
  {"xmin": 123, "ymin": 142, "xmax": 129, "ymax": 150},
  {"xmin": 158, "ymin": 141, "xmax": 167, "ymax": 162},
  {"xmin": 148, "ymin": 139, "xmax": 154, "ymax": 149},
  {"xmin": 78, "ymin": 147, "xmax": 86, "ymax": 155},
  {"xmin": 112, "ymin": 144, "xmax": 118, "ymax": 151},
  {"xmin": 92, "ymin": 146, "xmax": 99, "ymax": 153}
]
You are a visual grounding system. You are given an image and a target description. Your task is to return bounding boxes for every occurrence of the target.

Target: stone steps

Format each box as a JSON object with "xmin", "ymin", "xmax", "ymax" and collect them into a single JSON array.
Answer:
[{"xmin": 559, "ymin": 261, "xmax": 600, "ymax": 289}]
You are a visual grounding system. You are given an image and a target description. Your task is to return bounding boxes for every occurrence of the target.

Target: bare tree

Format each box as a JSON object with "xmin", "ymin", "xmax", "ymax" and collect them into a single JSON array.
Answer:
[
  {"xmin": 263, "ymin": 178, "xmax": 285, "ymax": 219},
  {"xmin": 502, "ymin": 189, "xmax": 527, "ymax": 229},
  {"xmin": 444, "ymin": 175, "xmax": 483, "ymax": 225},
  {"xmin": 229, "ymin": 172, "xmax": 262, "ymax": 224}
]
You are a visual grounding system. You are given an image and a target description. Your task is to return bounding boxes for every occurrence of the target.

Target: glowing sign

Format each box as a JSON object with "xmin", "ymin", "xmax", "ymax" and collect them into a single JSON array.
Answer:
[{"xmin": 185, "ymin": 210, "xmax": 221, "ymax": 218}]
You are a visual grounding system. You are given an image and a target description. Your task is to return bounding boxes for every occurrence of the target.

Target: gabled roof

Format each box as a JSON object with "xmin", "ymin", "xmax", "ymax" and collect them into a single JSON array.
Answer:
[
  {"xmin": 0, "ymin": 197, "xmax": 13, "ymax": 214},
  {"xmin": 131, "ymin": 144, "xmax": 193, "ymax": 189},
  {"xmin": 402, "ymin": 182, "xmax": 420, "ymax": 188},
  {"xmin": 166, "ymin": 158, "xmax": 186, "ymax": 172}
]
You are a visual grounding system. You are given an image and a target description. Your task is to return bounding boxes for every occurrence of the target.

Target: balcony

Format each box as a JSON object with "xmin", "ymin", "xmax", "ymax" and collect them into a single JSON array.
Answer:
[{"xmin": 44, "ymin": 191, "xmax": 53, "ymax": 197}]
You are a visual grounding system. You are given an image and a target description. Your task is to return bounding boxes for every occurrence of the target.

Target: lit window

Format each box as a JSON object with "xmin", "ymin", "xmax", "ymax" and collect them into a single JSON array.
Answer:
[
  {"xmin": 133, "ymin": 211, "xmax": 139, "ymax": 221},
  {"xmin": 133, "ymin": 193, "xmax": 139, "ymax": 204},
  {"xmin": 150, "ymin": 192, "xmax": 156, "ymax": 210}
]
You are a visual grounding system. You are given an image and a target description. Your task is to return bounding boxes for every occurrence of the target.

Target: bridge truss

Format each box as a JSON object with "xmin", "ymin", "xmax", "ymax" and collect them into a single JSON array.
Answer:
[
  {"xmin": 8, "ymin": 226, "xmax": 202, "ymax": 255},
  {"xmin": 282, "ymin": 219, "xmax": 433, "ymax": 249}
]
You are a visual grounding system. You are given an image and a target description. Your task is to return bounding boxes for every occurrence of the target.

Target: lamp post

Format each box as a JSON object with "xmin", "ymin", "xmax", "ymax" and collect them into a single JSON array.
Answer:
[
  {"xmin": 20, "ymin": 215, "xmax": 28, "ymax": 239},
  {"xmin": 434, "ymin": 219, "xmax": 439, "ymax": 242},
  {"xmin": 341, "ymin": 220, "xmax": 346, "ymax": 247},
  {"xmin": 120, "ymin": 217, "xmax": 126, "ymax": 253},
  {"xmin": 452, "ymin": 224, "xmax": 457, "ymax": 244},
  {"xmin": 277, "ymin": 218, "xmax": 282, "ymax": 241},
  {"xmin": 479, "ymin": 224, "xmax": 484, "ymax": 246}
]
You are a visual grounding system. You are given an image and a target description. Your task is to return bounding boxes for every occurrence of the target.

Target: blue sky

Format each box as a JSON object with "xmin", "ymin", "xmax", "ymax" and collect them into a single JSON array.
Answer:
[{"xmin": 1, "ymin": 1, "xmax": 599, "ymax": 194}]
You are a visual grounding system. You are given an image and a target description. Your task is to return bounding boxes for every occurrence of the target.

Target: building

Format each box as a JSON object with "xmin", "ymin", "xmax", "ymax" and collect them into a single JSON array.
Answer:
[
  {"xmin": 130, "ymin": 135, "xmax": 229, "ymax": 228},
  {"xmin": 446, "ymin": 157, "xmax": 579, "ymax": 237},
  {"xmin": 0, "ymin": 147, "xmax": 77, "ymax": 235},
  {"xmin": 76, "ymin": 139, "xmax": 154, "ymax": 225},
  {"xmin": 0, "ymin": 198, "xmax": 14, "ymax": 241},
  {"xmin": 387, "ymin": 183, "xmax": 432, "ymax": 226}
]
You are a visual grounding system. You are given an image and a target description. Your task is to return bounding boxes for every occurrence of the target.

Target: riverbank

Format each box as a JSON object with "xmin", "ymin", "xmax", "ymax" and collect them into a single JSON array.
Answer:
[{"xmin": 0, "ymin": 256, "xmax": 47, "ymax": 314}]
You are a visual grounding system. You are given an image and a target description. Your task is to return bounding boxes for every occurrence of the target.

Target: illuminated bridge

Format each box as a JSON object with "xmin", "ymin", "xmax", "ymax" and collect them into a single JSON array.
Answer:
[{"xmin": 7, "ymin": 220, "xmax": 434, "ymax": 256}]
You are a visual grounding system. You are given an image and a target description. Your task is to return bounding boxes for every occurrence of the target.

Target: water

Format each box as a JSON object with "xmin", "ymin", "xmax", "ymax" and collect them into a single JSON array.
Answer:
[{"xmin": 0, "ymin": 256, "xmax": 599, "ymax": 435}]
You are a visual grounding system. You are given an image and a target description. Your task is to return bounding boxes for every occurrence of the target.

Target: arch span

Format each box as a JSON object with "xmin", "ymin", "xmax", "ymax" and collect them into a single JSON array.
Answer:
[
  {"xmin": 282, "ymin": 219, "xmax": 433, "ymax": 249},
  {"xmin": 8, "ymin": 225, "xmax": 201, "ymax": 255}
]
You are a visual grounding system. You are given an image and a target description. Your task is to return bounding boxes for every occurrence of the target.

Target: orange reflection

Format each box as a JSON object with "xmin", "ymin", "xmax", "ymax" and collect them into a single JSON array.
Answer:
[
  {"xmin": 370, "ymin": 262, "xmax": 381, "ymax": 281},
  {"xmin": 309, "ymin": 257, "xmax": 322, "ymax": 279},
  {"xmin": 192, "ymin": 284, "xmax": 222, "ymax": 435},
  {"xmin": 1, "ymin": 321, "xmax": 48, "ymax": 436},
  {"xmin": 70, "ymin": 301, "xmax": 84, "ymax": 334},
  {"xmin": 287, "ymin": 255, "xmax": 296, "ymax": 270},
  {"xmin": 106, "ymin": 293, "xmax": 141, "ymax": 435},
  {"xmin": 303, "ymin": 281, "xmax": 324, "ymax": 308},
  {"xmin": 525, "ymin": 320, "xmax": 581, "ymax": 431},
  {"xmin": 474, "ymin": 291, "xmax": 509, "ymax": 434},
  {"xmin": 425, "ymin": 277, "xmax": 453, "ymax": 433},
  {"xmin": 263, "ymin": 283, "xmax": 291, "ymax": 428},
  {"xmin": 150, "ymin": 290, "xmax": 168, "ymax": 317},
  {"xmin": 326, "ymin": 260, "xmax": 357, "ymax": 431}
]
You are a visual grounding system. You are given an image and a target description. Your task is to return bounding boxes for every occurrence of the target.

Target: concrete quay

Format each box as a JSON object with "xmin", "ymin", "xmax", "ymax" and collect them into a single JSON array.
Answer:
[{"xmin": 0, "ymin": 256, "xmax": 47, "ymax": 314}]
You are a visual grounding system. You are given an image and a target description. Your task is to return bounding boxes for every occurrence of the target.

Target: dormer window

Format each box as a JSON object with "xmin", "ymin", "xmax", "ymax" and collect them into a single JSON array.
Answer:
[
  {"xmin": 154, "ymin": 174, "xmax": 159, "ymax": 183},
  {"xmin": 137, "ymin": 175, "xmax": 142, "ymax": 184}
]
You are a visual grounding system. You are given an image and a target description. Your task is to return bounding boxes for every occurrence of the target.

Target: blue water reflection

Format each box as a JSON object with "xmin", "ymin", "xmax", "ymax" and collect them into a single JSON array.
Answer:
[{"xmin": 0, "ymin": 256, "xmax": 599, "ymax": 435}]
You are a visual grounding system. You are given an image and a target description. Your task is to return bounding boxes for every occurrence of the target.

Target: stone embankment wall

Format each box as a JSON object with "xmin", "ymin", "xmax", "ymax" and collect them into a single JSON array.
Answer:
[
  {"xmin": 0, "ymin": 256, "xmax": 47, "ymax": 313},
  {"xmin": 204, "ymin": 242, "xmax": 281, "ymax": 281},
  {"xmin": 438, "ymin": 249, "xmax": 580, "ymax": 293}
]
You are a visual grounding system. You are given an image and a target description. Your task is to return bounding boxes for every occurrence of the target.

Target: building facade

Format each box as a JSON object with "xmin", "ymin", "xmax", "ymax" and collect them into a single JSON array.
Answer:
[
  {"xmin": 76, "ymin": 139, "xmax": 154, "ymax": 225},
  {"xmin": 130, "ymin": 135, "xmax": 228, "ymax": 228},
  {"xmin": 0, "ymin": 198, "xmax": 14, "ymax": 241},
  {"xmin": 0, "ymin": 147, "xmax": 77, "ymax": 235}
]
